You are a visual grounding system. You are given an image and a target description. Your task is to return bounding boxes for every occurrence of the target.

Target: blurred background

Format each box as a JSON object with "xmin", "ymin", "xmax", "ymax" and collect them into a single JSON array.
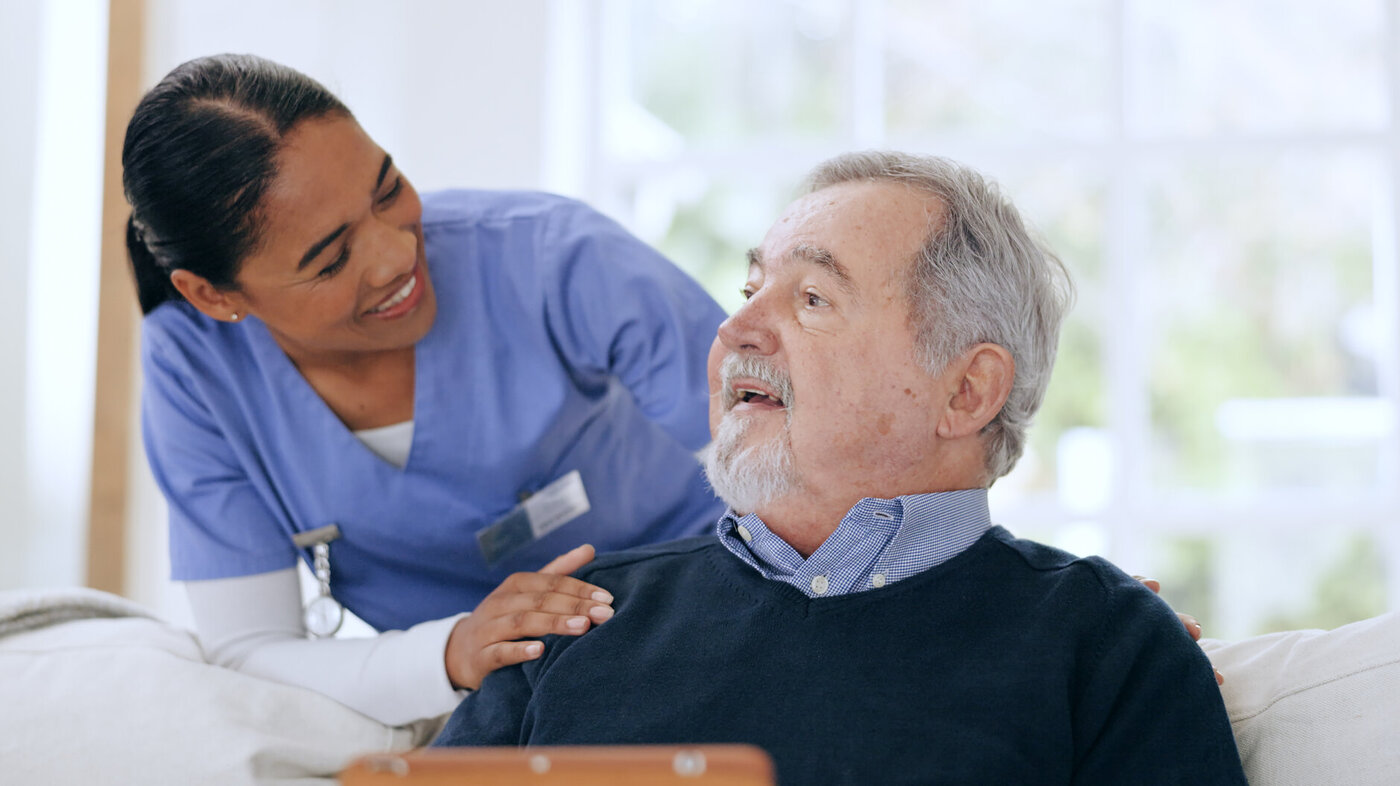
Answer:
[{"xmin": 2, "ymin": 0, "xmax": 1397, "ymax": 641}]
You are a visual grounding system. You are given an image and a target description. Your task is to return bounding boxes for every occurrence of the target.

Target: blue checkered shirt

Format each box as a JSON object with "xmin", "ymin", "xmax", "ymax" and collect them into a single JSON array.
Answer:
[{"xmin": 715, "ymin": 489, "xmax": 992, "ymax": 598}]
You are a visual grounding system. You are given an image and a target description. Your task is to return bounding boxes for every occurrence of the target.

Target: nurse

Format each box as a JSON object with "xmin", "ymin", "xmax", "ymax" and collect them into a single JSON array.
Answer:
[{"xmin": 125, "ymin": 54, "xmax": 726, "ymax": 725}]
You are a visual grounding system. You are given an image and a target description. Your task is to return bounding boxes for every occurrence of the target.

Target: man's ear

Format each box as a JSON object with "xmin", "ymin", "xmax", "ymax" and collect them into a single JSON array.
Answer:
[
  {"xmin": 935, "ymin": 343, "xmax": 1015, "ymax": 440},
  {"xmin": 169, "ymin": 269, "xmax": 246, "ymax": 323}
]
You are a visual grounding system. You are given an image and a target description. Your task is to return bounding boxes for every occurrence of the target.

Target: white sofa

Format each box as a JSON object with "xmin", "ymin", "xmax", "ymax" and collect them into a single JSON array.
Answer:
[
  {"xmin": 0, "ymin": 588, "xmax": 438, "ymax": 785},
  {"xmin": 1202, "ymin": 611, "xmax": 1400, "ymax": 785},
  {"xmin": 2, "ymin": 587, "xmax": 1397, "ymax": 784}
]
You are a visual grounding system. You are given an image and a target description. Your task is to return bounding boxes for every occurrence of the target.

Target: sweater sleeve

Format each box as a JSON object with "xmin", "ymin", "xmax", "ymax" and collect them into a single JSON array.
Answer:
[
  {"xmin": 431, "ymin": 661, "xmax": 536, "ymax": 746},
  {"xmin": 1070, "ymin": 562, "xmax": 1247, "ymax": 784}
]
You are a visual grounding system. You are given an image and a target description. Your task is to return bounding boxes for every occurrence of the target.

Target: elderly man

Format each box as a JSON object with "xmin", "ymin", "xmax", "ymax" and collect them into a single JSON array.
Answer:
[{"xmin": 434, "ymin": 152, "xmax": 1246, "ymax": 783}]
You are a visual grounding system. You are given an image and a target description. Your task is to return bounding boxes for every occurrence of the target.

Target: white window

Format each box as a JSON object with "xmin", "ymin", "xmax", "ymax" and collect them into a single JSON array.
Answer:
[{"xmin": 576, "ymin": 0, "xmax": 1400, "ymax": 639}]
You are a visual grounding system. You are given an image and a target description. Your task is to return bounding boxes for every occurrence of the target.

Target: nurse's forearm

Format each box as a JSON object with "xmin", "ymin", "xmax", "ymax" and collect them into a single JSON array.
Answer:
[
  {"xmin": 234, "ymin": 616, "xmax": 466, "ymax": 725},
  {"xmin": 185, "ymin": 570, "xmax": 465, "ymax": 726}
]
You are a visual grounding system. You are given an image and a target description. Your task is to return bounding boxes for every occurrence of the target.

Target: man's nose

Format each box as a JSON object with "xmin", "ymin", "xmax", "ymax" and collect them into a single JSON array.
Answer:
[{"xmin": 717, "ymin": 292, "xmax": 778, "ymax": 355}]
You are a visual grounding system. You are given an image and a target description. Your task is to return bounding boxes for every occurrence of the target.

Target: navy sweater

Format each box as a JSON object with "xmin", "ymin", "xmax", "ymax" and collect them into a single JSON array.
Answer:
[{"xmin": 435, "ymin": 527, "xmax": 1245, "ymax": 784}]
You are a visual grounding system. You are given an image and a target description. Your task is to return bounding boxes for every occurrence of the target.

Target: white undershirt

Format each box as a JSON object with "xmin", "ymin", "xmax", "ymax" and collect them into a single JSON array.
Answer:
[
  {"xmin": 354, "ymin": 420, "xmax": 415, "ymax": 469},
  {"xmin": 184, "ymin": 419, "xmax": 467, "ymax": 727}
]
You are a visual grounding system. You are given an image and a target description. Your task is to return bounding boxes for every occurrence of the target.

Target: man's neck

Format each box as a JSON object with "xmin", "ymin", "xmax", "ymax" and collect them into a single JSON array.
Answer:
[
  {"xmin": 750, "ymin": 496, "xmax": 848, "ymax": 558},
  {"xmin": 753, "ymin": 475, "xmax": 989, "ymax": 558}
]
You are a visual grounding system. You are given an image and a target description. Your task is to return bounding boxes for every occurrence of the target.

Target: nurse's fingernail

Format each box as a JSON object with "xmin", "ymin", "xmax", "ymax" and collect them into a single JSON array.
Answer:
[
  {"xmin": 589, "ymin": 605, "xmax": 615, "ymax": 622},
  {"xmin": 592, "ymin": 590, "xmax": 614, "ymax": 604},
  {"xmin": 566, "ymin": 616, "xmax": 588, "ymax": 631}
]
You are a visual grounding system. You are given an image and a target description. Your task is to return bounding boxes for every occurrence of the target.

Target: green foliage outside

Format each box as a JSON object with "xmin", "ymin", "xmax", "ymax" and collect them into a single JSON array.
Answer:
[{"xmin": 1260, "ymin": 533, "xmax": 1388, "ymax": 634}]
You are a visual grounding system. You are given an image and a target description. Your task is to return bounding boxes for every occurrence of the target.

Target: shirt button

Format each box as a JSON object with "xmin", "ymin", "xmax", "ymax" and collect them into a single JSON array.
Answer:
[
  {"xmin": 737, "ymin": 525, "xmax": 753, "ymax": 542},
  {"xmin": 871, "ymin": 573, "xmax": 887, "ymax": 588},
  {"xmin": 810, "ymin": 575, "xmax": 829, "ymax": 595}
]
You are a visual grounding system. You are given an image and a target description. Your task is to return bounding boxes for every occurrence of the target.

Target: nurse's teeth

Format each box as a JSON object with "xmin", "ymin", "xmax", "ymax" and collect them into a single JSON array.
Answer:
[{"xmin": 370, "ymin": 275, "xmax": 416, "ymax": 313}]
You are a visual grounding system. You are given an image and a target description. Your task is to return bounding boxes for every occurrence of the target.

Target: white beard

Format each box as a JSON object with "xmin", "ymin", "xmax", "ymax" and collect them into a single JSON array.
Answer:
[{"xmin": 701, "ymin": 411, "xmax": 800, "ymax": 514}]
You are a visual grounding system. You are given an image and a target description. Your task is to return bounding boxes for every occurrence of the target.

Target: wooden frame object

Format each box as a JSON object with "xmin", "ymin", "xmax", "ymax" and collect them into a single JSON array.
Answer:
[
  {"xmin": 86, "ymin": 0, "xmax": 146, "ymax": 594},
  {"xmin": 340, "ymin": 746, "xmax": 775, "ymax": 786}
]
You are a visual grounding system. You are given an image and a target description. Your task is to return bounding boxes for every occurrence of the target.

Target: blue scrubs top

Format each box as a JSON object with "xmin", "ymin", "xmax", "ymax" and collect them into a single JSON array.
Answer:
[{"xmin": 141, "ymin": 190, "xmax": 727, "ymax": 632}]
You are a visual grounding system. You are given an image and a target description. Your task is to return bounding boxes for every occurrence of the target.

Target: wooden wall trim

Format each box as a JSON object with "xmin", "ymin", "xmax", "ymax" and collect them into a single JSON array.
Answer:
[{"xmin": 86, "ymin": 0, "xmax": 146, "ymax": 594}]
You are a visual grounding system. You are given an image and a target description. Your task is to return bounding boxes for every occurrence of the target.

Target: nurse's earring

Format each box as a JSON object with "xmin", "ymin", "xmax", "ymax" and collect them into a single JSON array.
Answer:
[{"xmin": 170, "ymin": 269, "xmax": 241, "ymax": 324}]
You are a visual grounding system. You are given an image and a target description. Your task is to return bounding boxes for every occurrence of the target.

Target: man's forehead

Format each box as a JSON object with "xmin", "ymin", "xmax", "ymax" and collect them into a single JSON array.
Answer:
[
  {"xmin": 791, "ymin": 178, "xmax": 942, "ymax": 221},
  {"xmin": 752, "ymin": 181, "xmax": 941, "ymax": 286}
]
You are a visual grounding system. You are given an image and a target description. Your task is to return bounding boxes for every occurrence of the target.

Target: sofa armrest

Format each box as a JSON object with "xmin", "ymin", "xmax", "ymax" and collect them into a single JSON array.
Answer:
[{"xmin": 1202, "ymin": 612, "xmax": 1400, "ymax": 785}]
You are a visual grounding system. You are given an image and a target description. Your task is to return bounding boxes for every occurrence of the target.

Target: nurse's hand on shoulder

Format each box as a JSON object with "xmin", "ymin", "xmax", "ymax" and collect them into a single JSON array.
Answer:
[
  {"xmin": 1135, "ymin": 575, "xmax": 1225, "ymax": 686},
  {"xmin": 444, "ymin": 544, "xmax": 615, "ymax": 690}
]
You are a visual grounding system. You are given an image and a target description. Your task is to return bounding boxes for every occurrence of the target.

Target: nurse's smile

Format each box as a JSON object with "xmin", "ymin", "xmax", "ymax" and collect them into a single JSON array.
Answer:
[{"xmin": 365, "ymin": 259, "xmax": 426, "ymax": 320}]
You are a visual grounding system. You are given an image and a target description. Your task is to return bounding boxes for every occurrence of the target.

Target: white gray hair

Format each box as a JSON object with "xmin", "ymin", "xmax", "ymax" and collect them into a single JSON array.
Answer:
[{"xmin": 804, "ymin": 151, "xmax": 1075, "ymax": 482}]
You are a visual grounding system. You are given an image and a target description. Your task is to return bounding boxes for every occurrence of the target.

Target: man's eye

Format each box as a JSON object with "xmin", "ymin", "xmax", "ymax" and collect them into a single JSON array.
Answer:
[
  {"xmin": 740, "ymin": 287, "xmax": 756, "ymax": 301},
  {"xmin": 805, "ymin": 291, "xmax": 828, "ymax": 308}
]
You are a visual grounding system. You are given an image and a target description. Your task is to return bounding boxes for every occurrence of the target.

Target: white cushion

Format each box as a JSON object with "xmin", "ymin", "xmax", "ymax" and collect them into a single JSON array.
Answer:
[
  {"xmin": 0, "ymin": 588, "xmax": 437, "ymax": 786},
  {"xmin": 1203, "ymin": 611, "xmax": 1400, "ymax": 786}
]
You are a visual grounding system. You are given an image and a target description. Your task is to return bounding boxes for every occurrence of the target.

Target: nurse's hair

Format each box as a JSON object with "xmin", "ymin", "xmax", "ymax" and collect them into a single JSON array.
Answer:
[{"xmin": 122, "ymin": 54, "xmax": 350, "ymax": 315}]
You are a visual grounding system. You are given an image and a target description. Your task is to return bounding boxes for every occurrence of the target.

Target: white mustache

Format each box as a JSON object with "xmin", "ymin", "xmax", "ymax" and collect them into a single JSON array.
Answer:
[{"xmin": 720, "ymin": 353, "xmax": 794, "ymax": 411}]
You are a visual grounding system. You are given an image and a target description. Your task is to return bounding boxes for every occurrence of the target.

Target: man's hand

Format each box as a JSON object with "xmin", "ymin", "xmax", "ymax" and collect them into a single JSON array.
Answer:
[
  {"xmin": 444, "ymin": 544, "xmax": 615, "ymax": 690},
  {"xmin": 1135, "ymin": 576, "xmax": 1225, "ymax": 686}
]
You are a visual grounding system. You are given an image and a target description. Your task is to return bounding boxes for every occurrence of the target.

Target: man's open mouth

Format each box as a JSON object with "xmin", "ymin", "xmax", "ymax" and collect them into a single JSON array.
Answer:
[
  {"xmin": 732, "ymin": 384, "xmax": 786, "ymax": 410},
  {"xmin": 737, "ymin": 388, "xmax": 783, "ymax": 406}
]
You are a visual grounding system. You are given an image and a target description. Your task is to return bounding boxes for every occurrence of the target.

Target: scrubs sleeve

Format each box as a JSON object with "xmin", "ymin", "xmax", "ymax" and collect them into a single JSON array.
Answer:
[
  {"xmin": 540, "ymin": 202, "xmax": 726, "ymax": 452},
  {"xmin": 141, "ymin": 326, "xmax": 297, "ymax": 580}
]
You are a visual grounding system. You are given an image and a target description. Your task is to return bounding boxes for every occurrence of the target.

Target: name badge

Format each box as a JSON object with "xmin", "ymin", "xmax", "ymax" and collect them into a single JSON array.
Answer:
[{"xmin": 476, "ymin": 470, "xmax": 591, "ymax": 565}]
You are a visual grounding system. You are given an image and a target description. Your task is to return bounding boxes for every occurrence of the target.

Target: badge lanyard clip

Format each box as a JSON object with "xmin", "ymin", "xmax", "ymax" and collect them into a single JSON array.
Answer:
[{"xmin": 292, "ymin": 523, "xmax": 344, "ymax": 638}]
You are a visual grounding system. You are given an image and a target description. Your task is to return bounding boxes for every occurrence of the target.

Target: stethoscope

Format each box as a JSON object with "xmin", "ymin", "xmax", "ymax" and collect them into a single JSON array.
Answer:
[{"xmin": 291, "ymin": 524, "xmax": 344, "ymax": 638}]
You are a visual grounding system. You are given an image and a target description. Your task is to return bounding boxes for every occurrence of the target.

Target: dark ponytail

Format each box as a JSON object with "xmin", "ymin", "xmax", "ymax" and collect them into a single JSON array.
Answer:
[
  {"xmin": 121, "ymin": 54, "xmax": 350, "ymax": 315},
  {"xmin": 127, "ymin": 215, "xmax": 180, "ymax": 314}
]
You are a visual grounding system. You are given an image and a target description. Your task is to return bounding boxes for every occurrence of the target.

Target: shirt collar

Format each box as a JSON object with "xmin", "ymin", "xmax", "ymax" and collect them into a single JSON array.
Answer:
[{"xmin": 715, "ymin": 489, "xmax": 992, "ymax": 598}]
